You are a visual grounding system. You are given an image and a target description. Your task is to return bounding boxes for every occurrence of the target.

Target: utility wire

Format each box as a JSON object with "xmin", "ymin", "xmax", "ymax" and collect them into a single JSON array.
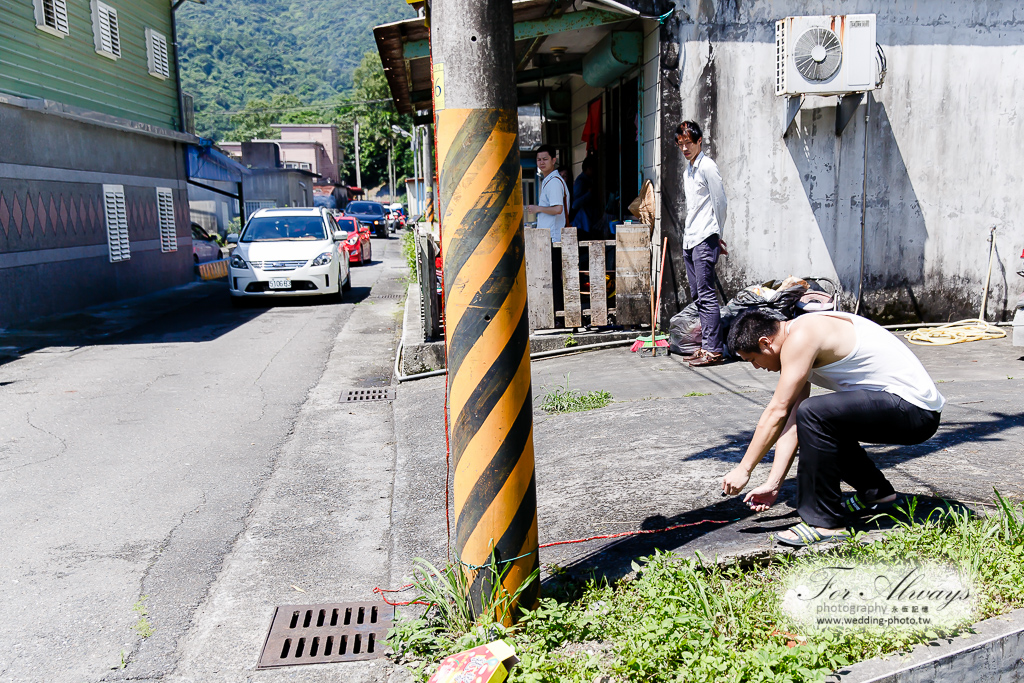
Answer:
[{"xmin": 198, "ymin": 97, "xmax": 395, "ymax": 118}]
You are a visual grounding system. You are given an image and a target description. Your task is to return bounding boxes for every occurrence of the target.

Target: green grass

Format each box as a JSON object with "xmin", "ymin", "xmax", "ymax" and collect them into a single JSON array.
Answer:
[
  {"xmin": 540, "ymin": 375, "xmax": 612, "ymax": 414},
  {"xmin": 388, "ymin": 492, "xmax": 1024, "ymax": 682},
  {"xmin": 402, "ymin": 229, "xmax": 418, "ymax": 281},
  {"xmin": 683, "ymin": 391, "xmax": 711, "ymax": 397}
]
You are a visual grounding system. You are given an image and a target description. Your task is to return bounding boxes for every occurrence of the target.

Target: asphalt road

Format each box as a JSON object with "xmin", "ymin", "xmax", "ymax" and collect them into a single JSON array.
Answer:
[{"xmin": 0, "ymin": 237, "xmax": 407, "ymax": 682}]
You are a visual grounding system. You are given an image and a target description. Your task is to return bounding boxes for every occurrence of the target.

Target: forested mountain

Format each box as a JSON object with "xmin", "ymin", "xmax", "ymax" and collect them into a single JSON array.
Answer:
[{"xmin": 176, "ymin": 0, "xmax": 415, "ymax": 140}]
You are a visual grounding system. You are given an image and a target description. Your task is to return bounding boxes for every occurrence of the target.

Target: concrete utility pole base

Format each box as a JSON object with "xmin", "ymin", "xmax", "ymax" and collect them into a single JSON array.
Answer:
[{"xmin": 431, "ymin": 0, "xmax": 539, "ymax": 621}]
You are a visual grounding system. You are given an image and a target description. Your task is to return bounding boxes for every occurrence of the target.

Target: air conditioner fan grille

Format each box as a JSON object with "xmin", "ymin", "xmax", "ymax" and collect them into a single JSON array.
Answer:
[{"xmin": 794, "ymin": 27, "xmax": 842, "ymax": 82}]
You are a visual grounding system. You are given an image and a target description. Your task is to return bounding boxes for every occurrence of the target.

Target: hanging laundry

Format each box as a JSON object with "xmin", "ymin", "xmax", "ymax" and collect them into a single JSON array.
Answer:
[{"xmin": 581, "ymin": 98, "xmax": 602, "ymax": 152}]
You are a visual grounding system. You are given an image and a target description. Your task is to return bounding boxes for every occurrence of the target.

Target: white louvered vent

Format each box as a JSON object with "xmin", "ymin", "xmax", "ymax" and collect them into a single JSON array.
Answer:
[
  {"xmin": 146, "ymin": 28, "xmax": 170, "ymax": 79},
  {"xmin": 156, "ymin": 188, "xmax": 177, "ymax": 253},
  {"xmin": 34, "ymin": 0, "xmax": 70, "ymax": 37},
  {"xmin": 774, "ymin": 19, "xmax": 787, "ymax": 96},
  {"xmin": 91, "ymin": 0, "xmax": 121, "ymax": 59},
  {"xmin": 103, "ymin": 185, "xmax": 131, "ymax": 262}
]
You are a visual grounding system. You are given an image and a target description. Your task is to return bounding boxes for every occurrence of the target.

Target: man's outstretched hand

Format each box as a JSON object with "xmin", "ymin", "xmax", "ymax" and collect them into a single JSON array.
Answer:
[
  {"xmin": 743, "ymin": 483, "xmax": 779, "ymax": 512},
  {"xmin": 721, "ymin": 466, "xmax": 750, "ymax": 495}
]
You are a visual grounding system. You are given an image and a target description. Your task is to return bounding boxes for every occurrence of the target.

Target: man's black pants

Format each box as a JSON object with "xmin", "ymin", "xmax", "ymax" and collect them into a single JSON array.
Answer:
[{"xmin": 795, "ymin": 390, "xmax": 941, "ymax": 528}]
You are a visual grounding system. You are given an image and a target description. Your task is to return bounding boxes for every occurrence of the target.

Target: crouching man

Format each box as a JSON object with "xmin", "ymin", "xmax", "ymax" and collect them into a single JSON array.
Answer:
[{"xmin": 721, "ymin": 308, "xmax": 945, "ymax": 547}]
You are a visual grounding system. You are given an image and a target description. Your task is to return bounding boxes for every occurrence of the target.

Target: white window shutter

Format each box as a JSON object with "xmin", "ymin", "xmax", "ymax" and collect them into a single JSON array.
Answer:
[
  {"xmin": 34, "ymin": 0, "xmax": 70, "ymax": 37},
  {"xmin": 146, "ymin": 29, "xmax": 170, "ymax": 79},
  {"xmin": 106, "ymin": 6, "xmax": 121, "ymax": 57},
  {"xmin": 92, "ymin": 1, "xmax": 121, "ymax": 59},
  {"xmin": 51, "ymin": 0, "xmax": 69, "ymax": 34},
  {"xmin": 103, "ymin": 185, "xmax": 130, "ymax": 262},
  {"xmin": 156, "ymin": 188, "xmax": 177, "ymax": 253}
]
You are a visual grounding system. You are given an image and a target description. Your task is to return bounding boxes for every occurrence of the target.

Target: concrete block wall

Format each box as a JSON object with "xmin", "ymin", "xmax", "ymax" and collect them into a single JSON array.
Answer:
[
  {"xmin": 0, "ymin": 103, "xmax": 193, "ymax": 326},
  {"xmin": 641, "ymin": 18, "xmax": 662, "ymax": 236},
  {"xmin": 659, "ymin": 0, "xmax": 1024, "ymax": 323}
]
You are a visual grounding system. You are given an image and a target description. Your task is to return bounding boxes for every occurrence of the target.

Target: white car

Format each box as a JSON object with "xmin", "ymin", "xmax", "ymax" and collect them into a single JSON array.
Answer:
[{"xmin": 227, "ymin": 207, "xmax": 351, "ymax": 304}]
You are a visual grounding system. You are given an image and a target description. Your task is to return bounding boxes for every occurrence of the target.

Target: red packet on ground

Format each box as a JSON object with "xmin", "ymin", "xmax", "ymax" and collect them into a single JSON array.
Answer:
[{"xmin": 427, "ymin": 640, "xmax": 518, "ymax": 683}]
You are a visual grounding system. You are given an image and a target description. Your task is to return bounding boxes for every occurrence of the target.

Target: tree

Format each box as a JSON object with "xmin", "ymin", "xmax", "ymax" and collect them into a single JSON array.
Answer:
[
  {"xmin": 176, "ymin": 0, "xmax": 416, "ymax": 140},
  {"xmin": 341, "ymin": 51, "xmax": 416, "ymax": 190},
  {"xmin": 221, "ymin": 54, "xmax": 417, "ymax": 196},
  {"xmin": 225, "ymin": 94, "xmax": 308, "ymax": 141}
]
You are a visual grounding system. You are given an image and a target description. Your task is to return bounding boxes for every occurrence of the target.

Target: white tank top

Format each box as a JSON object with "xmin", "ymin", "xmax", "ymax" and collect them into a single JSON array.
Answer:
[{"xmin": 791, "ymin": 312, "xmax": 945, "ymax": 413}]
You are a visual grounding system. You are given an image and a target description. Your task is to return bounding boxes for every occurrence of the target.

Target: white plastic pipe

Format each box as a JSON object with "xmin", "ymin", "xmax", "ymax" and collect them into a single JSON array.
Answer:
[{"xmin": 394, "ymin": 338, "xmax": 634, "ymax": 382}]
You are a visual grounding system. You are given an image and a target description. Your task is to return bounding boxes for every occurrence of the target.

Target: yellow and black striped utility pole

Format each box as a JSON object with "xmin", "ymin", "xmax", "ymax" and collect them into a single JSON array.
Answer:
[{"xmin": 430, "ymin": 0, "xmax": 539, "ymax": 619}]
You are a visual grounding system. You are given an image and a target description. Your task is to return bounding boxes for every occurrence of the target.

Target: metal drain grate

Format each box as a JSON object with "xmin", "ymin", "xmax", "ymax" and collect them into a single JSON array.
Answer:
[
  {"xmin": 257, "ymin": 602, "xmax": 393, "ymax": 668},
  {"xmin": 370, "ymin": 293, "xmax": 404, "ymax": 300},
  {"xmin": 342, "ymin": 387, "xmax": 396, "ymax": 403}
]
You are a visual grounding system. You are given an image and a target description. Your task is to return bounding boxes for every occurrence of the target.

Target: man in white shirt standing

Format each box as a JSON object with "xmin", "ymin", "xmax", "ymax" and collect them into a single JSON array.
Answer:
[
  {"xmin": 527, "ymin": 145, "xmax": 568, "ymax": 243},
  {"xmin": 676, "ymin": 121, "xmax": 728, "ymax": 367}
]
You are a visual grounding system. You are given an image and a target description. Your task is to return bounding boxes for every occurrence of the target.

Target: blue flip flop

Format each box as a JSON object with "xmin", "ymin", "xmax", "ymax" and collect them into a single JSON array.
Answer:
[{"xmin": 773, "ymin": 522, "xmax": 851, "ymax": 548}]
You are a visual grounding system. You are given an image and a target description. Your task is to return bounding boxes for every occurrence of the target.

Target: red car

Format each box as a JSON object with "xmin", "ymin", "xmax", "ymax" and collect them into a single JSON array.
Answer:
[{"xmin": 335, "ymin": 216, "xmax": 372, "ymax": 265}]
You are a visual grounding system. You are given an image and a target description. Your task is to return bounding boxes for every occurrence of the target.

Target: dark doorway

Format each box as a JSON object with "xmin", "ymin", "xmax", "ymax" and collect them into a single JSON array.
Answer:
[{"xmin": 603, "ymin": 76, "xmax": 640, "ymax": 225}]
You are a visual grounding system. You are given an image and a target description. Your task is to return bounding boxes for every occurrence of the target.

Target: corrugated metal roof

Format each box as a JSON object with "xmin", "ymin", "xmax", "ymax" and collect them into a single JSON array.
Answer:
[{"xmin": 373, "ymin": 0, "xmax": 637, "ymax": 115}]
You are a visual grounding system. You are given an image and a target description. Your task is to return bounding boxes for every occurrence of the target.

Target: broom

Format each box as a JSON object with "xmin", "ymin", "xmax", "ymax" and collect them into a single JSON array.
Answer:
[{"xmin": 630, "ymin": 236, "xmax": 671, "ymax": 352}]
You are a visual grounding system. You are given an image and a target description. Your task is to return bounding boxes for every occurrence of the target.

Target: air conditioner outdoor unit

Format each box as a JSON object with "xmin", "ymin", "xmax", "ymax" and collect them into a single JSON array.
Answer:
[{"xmin": 775, "ymin": 15, "xmax": 877, "ymax": 96}]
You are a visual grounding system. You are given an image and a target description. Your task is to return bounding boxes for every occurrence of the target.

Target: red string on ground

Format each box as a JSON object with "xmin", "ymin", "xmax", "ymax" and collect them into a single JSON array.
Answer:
[
  {"xmin": 537, "ymin": 517, "xmax": 736, "ymax": 548},
  {"xmin": 373, "ymin": 518, "xmax": 738, "ymax": 604},
  {"xmin": 373, "ymin": 583, "xmax": 425, "ymax": 606}
]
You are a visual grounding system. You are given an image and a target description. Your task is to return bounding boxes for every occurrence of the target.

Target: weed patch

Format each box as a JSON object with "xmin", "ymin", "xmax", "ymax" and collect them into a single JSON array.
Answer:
[
  {"xmin": 389, "ymin": 492, "xmax": 1024, "ymax": 682},
  {"xmin": 389, "ymin": 556, "xmax": 538, "ymax": 679},
  {"xmin": 683, "ymin": 391, "xmax": 710, "ymax": 397},
  {"xmin": 540, "ymin": 375, "xmax": 612, "ymax": 414},
  {"xmin": 402, "ymin": 229, "xmax": 417, "ymax": 280},
  {"xmin": 132, "ymin": 596, "xmax": 155, "ymax": 638}
]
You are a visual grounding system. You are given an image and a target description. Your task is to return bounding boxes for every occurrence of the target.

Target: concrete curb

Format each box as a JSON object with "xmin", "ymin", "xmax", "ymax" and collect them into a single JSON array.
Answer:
[
  {"xmin": 828, "ymin": 608, "xmax": 1024, "ymax": 682},
  {"xmin": 400, "ymin": 284, "xmax": 445, "ymax": 374},
  {"xmin": 399, "ymin": 283, "xmax": 648, "ymax": 374}
]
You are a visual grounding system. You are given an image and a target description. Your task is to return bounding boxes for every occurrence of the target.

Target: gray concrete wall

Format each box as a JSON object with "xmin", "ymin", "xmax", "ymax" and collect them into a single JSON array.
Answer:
[
  {"xmin": 243, "ymin": 170, "xmax": 314, "ymax": 210},
  {"xmin": 659, "ymin": 1, "xmax": 1023, "ymax": 323},
  {"xmin": 0, "ymin": 103, "xmax": 193, "ymax": 327}
]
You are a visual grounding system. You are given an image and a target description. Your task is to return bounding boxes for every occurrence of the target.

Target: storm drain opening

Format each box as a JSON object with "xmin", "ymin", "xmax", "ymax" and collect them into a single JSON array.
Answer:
[
  {"xmin": 342, "ymin": 387, "xmax": 396, "ymax": 403},
  {"xmin": 257, "ymin": 602, "xmax": 393, "ymax": 668}
]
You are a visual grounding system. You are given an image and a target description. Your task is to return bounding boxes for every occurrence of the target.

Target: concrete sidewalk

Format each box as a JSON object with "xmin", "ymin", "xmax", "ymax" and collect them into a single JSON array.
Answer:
[{"xmin": 389, "ymin": 333, "xmax": 1024, "ymax": 588}]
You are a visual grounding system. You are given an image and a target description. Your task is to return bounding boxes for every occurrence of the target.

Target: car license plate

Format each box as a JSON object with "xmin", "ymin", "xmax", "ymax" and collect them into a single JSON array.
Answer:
[{"xmin": 269, "ymin": 277, "xmax": 291, "ymax": 290}]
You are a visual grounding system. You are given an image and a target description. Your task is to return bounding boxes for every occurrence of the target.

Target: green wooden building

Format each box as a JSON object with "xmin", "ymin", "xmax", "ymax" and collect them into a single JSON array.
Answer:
[{"xmin": 0, "ymin": 0, "xmax": 199, "ymax": 326}]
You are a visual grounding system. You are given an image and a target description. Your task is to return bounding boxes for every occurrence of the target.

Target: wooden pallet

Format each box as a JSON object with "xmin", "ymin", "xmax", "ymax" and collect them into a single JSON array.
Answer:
[{"xmin": 523, "ymin": 226, "xmax": 650, "ymax": 331}]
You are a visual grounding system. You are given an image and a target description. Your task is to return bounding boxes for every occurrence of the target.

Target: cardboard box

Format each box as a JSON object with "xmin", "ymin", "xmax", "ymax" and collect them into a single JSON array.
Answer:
[{"xmin": 427, "ymin": 640, "xmax": 518, "ymax": 683}]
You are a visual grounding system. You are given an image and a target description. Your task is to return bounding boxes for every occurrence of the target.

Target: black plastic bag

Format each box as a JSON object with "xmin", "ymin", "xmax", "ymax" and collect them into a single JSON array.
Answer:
[{"xmin": 668, "ymin": 302, "xmax": 702, "ymax": 356}]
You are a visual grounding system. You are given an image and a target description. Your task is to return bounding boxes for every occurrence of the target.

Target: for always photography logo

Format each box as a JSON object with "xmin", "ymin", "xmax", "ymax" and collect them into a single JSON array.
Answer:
[{"xmin": 781, "ymin": 561, "xmax": 977, "ymax": 632}]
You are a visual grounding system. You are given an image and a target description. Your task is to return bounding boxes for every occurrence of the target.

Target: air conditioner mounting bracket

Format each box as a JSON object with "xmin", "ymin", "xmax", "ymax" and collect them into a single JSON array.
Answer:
[
  {"xmin": 836, "ymin": 92, "xmax": 865, "ymax": 136},
  {"xmin": 783, "ymin": 95, "xmax": 803, "ymax": 138}
]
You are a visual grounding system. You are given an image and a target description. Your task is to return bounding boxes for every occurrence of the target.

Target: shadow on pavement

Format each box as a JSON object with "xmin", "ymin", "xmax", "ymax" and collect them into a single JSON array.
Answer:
[
  {"xmin": 548, "ymin": 497, "xmax": 759, "ymax": 589},
  {"xmin": 545, "ymin": 412, "xmax": 1023, "ymax": 589},
  {"xmin": 0, "ymin": 279, "xmax": 366, "ymax": 367},
  {"xmin": 547, "ymin": 491, "xmax": 979, "ymax": 598},
  {"xmin": 679, "ymin": 411, "xmax": 1024, "ymax": 473}
]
